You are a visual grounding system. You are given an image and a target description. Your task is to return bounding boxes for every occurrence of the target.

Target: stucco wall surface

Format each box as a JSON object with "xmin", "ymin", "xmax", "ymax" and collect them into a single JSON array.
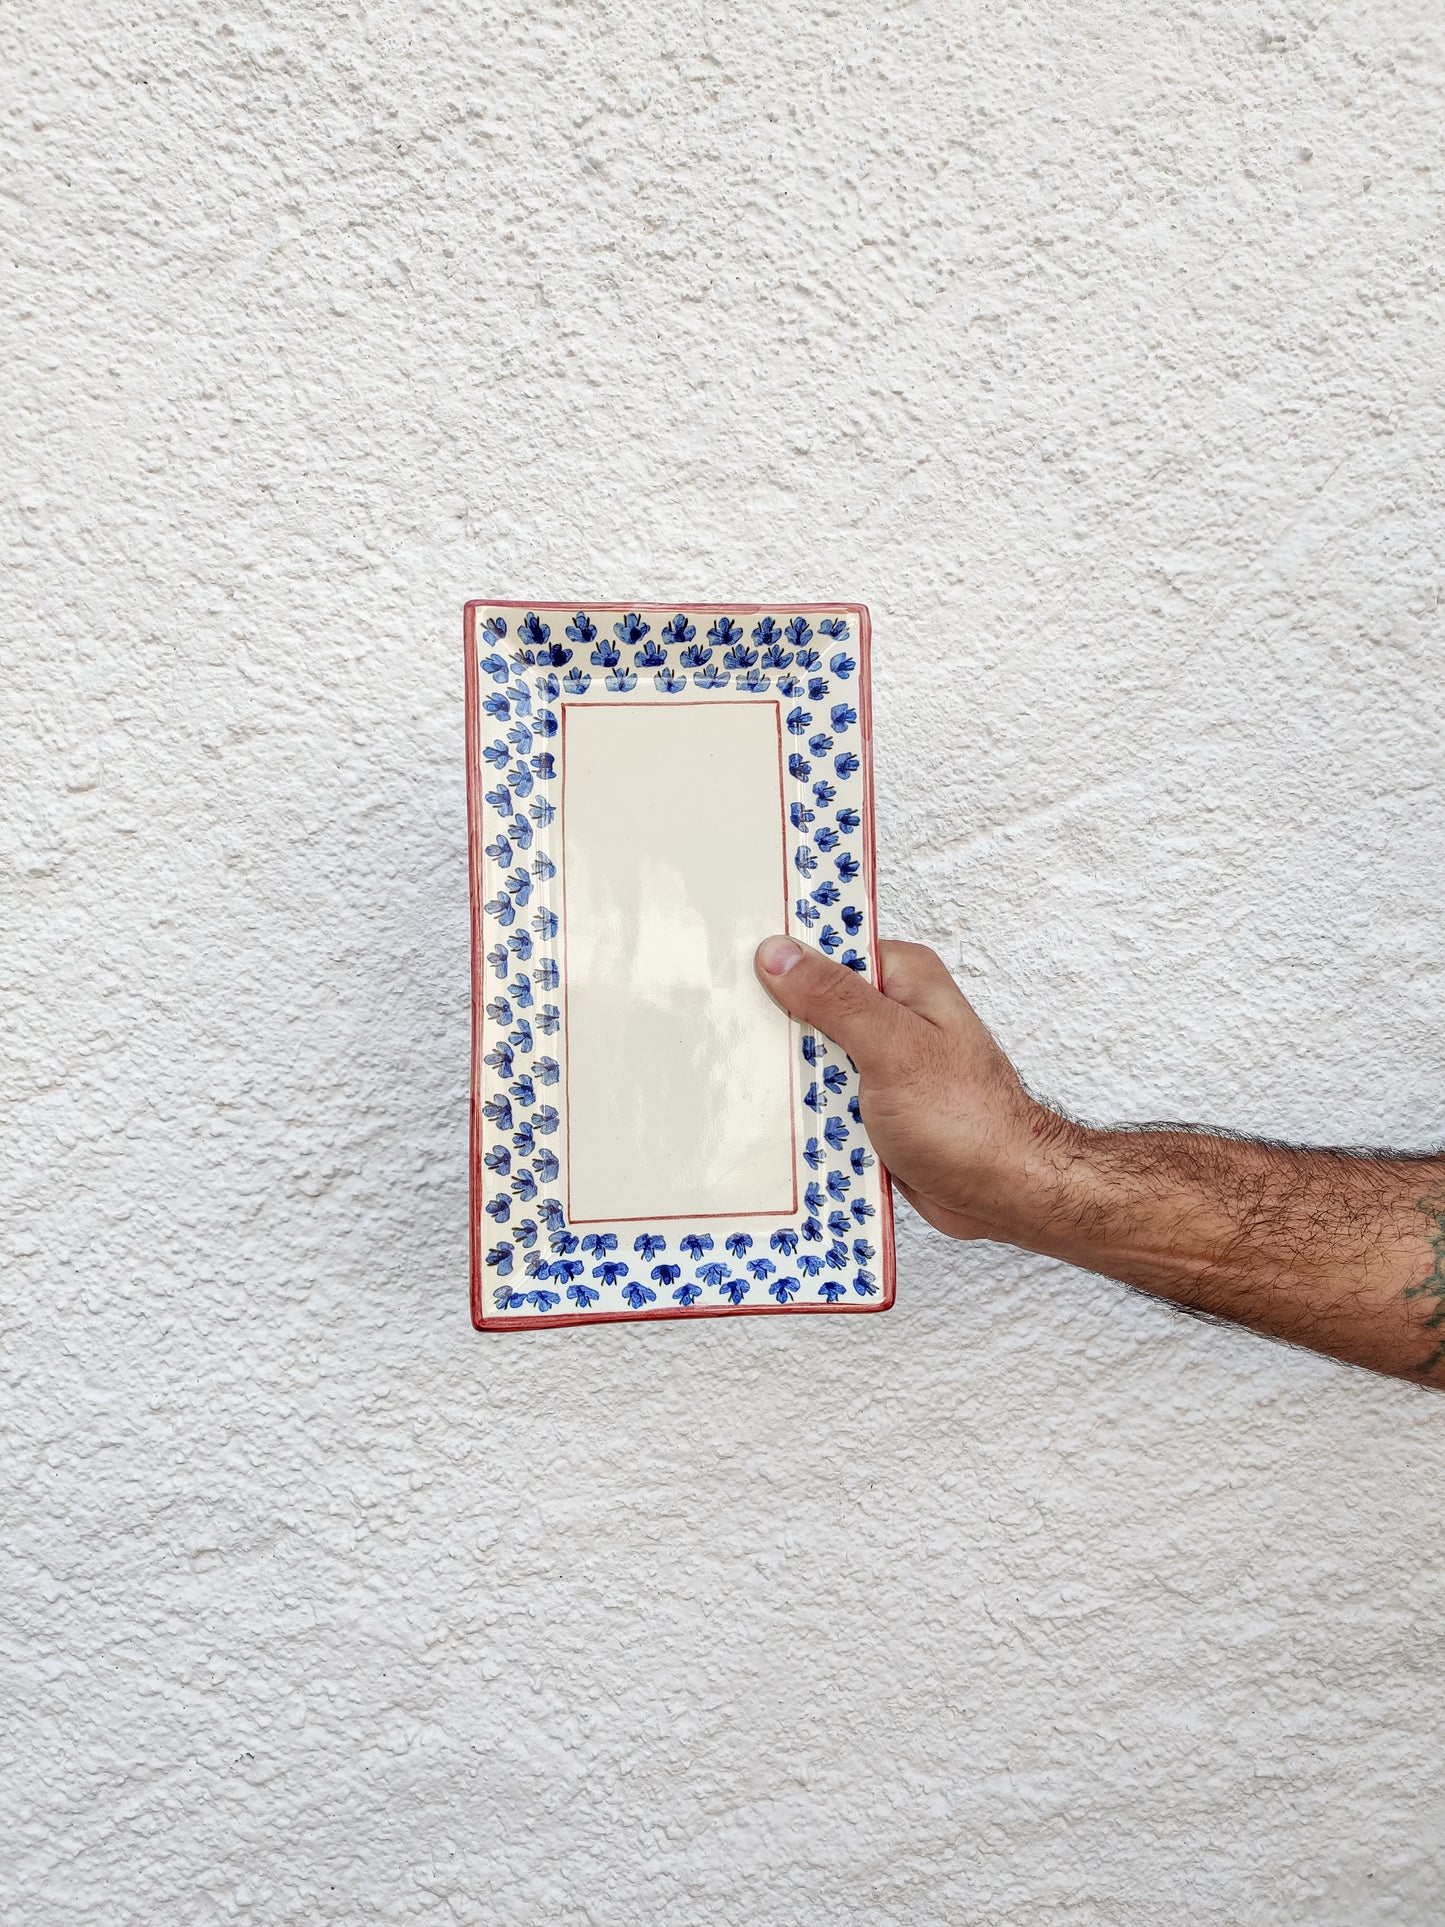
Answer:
[{"xmin": 5, "ymin": 1, "xmax": 1445, "ymax": 1921}]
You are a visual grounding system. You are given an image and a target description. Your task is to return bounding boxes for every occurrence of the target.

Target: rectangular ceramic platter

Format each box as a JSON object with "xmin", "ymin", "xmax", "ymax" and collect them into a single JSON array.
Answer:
[{"xmin": 464, "ymin": 601, "xmax": 895, "ymax": 1330}]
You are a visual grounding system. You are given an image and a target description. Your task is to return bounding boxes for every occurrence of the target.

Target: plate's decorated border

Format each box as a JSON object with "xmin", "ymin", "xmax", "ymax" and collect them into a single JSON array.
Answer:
[{"xmin": 463, "ymin": 600, "xmax": 895, "ymax": 1332}]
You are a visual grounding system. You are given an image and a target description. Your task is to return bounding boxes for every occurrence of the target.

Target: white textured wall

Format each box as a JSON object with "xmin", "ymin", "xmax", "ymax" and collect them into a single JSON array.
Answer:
[{"xmin": 5, "ymin": 1, "xmax": 1445, "ymax": 1920}]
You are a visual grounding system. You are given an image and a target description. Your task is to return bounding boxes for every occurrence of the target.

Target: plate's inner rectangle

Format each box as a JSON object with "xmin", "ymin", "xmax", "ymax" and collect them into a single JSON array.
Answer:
[{"xmin": 561, "ymin": 701, "xmax": 796, "ymax": 1222}]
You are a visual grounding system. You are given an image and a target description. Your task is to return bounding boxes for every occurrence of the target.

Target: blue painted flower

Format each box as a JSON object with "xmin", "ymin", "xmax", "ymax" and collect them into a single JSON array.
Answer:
[
  {"xmin": 752, "ymin": 615, "xmax": 783, "ymax": 652},
  {"xmin": 835, "ymin": 751, "xmax": 861, "ymax": 779},
  {"xmin": 536, "ymin": 959, "xmax": 561, "ymax": 991},
  {"xmin": 681, "ymin": 1232, "xmax": 714, "ymax": 1260},
  {"xmin": 803, "ymin": 1136, "xmax": 824, "ymax": 1170},
  {"xmin": 672, "ymin": 1282, "xmax": 702, "ymax": 1306},
  {"xmin": 634, "ymin": 1232, "xmax": 667, "ymax": 1260},
  {"xmin": 768, "ymin": 1276, "xmax": 800, "ymax": 1304},
  {"xmin": 778, "ymin": 672, "xmax": 805, "ymax": 698},
  {"xmin": 787, "ymin": 753, "xmax": 811, "ymax": 780},
  {"xmin": 826, "ymin": 1240, "xmax": 849, "ymax": 1270},
  {"xmin": 770, "ymin": 1228, "xmax": 799, "ymax": 1256},
  {"xmin": 486, "ymin": 995, "xmax": 513, "ymax": 1026},
  {"xmin": 540, "ymin": 1198, "xmax": 567, "ymax": 1231},
  {"xmin": 652, "ymin": 1263, "xmax": 682, "ymax": 1287},
  {"xmin": 483, "ymin": 615, "xmax": 508, "ymax": 647},
  {"xmin": 662, "ymin": 613, "xmax": 695, "ymax": 651},
  {"xmin": 537, "ymin": 673, "xmax": 560, "ymax": 700},
  {"xmin": 801, "ymin": 1036, "xmax": 819, "ymax": 1065},
  {"xmin": 797, "ymin": 1252, "xmax": 824, "ymax": 1277},
  {"xmin": 717, "ymin": 1277, "xmax": 750, "ymax": 1305},
  {"xmin": 790, "ymin": 801, "xmax": 815, "ymax": 830},
  {"xmin": 841, "ymin": 950, "xmax": 867, "ymax": 974},
  {"xmin": 508, "ymin": 1073, "xmax": 535, "ymax": 1108},
  {"xmin": 803, "ymin": 1081, "xmax": 824, "ymax": 1112},
  {"xmin": 485, "ymin": 1241, "xmax": 514, "ymax": 1275},
  {"xmin": 814, "ymin": 826, "xmax": 839, "ymax": 855},
  {"xmin": 853, "ymin": 1271, "xmax": 878, "ymax": 1297},
  {"xmin": 533, "ymin": 1104, "xmax": 560, "ymax": 1136},
  {"xmin": 482, "ymin": 690, "xmax": 510, "ymax": 721},
  {"xmin": 636, "ymin": 632, "xmax": 668, "ymax": 667},
  {"xmin": 724, "ymin": 1232, "xmax": 753, "ymax": 1258},
  {"xmin": 811, "ymin": 880, "xmax": 840, "ymax": 906},
  {"xmin": 605, "ymin": 669, "xmax": 638, "ymax": 692},
  {"xmin": 614, "ymin": 611, "xmax": 651, "ymax": 650},
  {"xmin": 722, "ymin": 637, "xmax": 758, "ymax": 671},
  {"xmin": 830, "ymin": 702, "xmax": 857, "ymax": 733},
  {"xmin": 566, "ymin": 611, "xmax": 598, "ymax": 649},
  {"xmin": 818, "ymin": 924, "xmax": 842, "ymax": 955},
  {"xmin": 582, "ymin": 1231, "xmax": 618, "ymax": 1256},
  {"xmin": 484, "ymin": 784, "xmax": 512, "ymax": 813},
  {"xmin": 747, "ymin": 1257, "xmax": 776, "ymax": 1279},
  {"xmin": 533, "ymin": 1148, "xmax": 560, "ymax": 1183},
  {"xmin": 826, "ymin": 1169, "xmax": 851, "ymax": 1201},
  {"xmin": 853, "ymin": 1238, "xmax": 876, "ymax": 1264},
  {"xmin": 842, "ymin": 905, "xmax": 864, "ymax": 935},
  {"xmin": 693, "ymin": 662, "xmax": 730, "ymax": 688},
  {"xmin": 796, "ymin": 646, "xmax": 821, "ymax": 670},
  {"xmin": 836, "ymin": 853, "xmax": 861, "ymax": 882},
  {"xmin": 818, "ymin": 616, "xmax": 850, "ymax": 641},
  {"xmin": 508, "ymin": 930, "xmax": 533, "ymax": 962},
  {"xmin": 829, "ymin": 650, "xmax": 856, "ymax": 678},
  {"xmin": 737, "ymin": 668, "xmax": 771, "ymax": 692},
  {"xmin": 536, "ymin": 1001, "xmax": 561, "ymax": 1034},
  {"xmin": 708, "ymin": 616, "xmax": 742, "ymax": 651},
  {"xmin": 494, "ymin": 1285, "xmax": 524, "ymax": 1310},
  {"xmin": 483, "ymin": 1144, "xmax": 512, "ymax": 1176},
  {"xmin": 482, "ymin": 738, "xmax": 510, "ymax": 770},
  {"xmin": 484, "ymin": 1194, "xmax": 511, "ymax": 1222},
  {"xmin": 506, "ymin": 973, "xmax": 532, "ymax": 1008},
  {"xmin": 807, "ymin": 676, "xmax": 830, "ymax": 701},
  {"xmin": 698, "ymin": 1261, "xmax": 731, "ymax": 1288},
  {"xmin": 525, "ymin": 1289, "xmax": 561, "ymax": 1311},
  {"xmin": 654, "ymin": 667, "xmax": 686, "ymax": 693},
  {"xmin": 801, "ymin": 1217, "xmax": 823, "ymax": 1244},
  {"xmin": 591, "ymin": 634, "xmax": 622, "ymax": 668},
  {"xmin": 678, "ymin": 639, "xmax": 712, "ymax": 668},
  {"xmin": 593, "ymin": 1260, "xmax": 630, "ymax": 1287},
  {"xmin": 530, "ymin": 797, "xmax": 557, "ymax": 829},
  {"xmin": 484, "ymin": 1039, "xmax": 514, "ymax": 1076},
  {"xmin": 794, "ymin": 846, "xmax": 818, "ymax": 877},
  {"xmin": 794, "ymin": 898, "xmax": 820, "ymax": 927},
  {"xmin": 621, "ymin": 1281, "xmax": 657, "ymax": 1310},
  {"xmin": 823, "ymin": 1064, "xmax": 847, "ymax": 1095},
  {"xmin": 533, "ymin": 707, "xmax": 558, "ymax": 738},
  {"xmin": 818, "ymin": 1278, "xmax": 847, "ymax": 1303},
  {"xmin": 482, "ymin": 1093, "xmax": 513, "ymax": 1130},
  {"xmin": 851, "ymin": 1197, "xmax": 874, "ymax": 1223},
  {"xmin": 550, "ymin": 1228, "xmax": 579, "ymax": 1256},
  {"xmin": 808, "ymin": 732, "xmax": 834, "ymax": 758},
  {"xmin": 479, "ymin": 653, "xmax": 510, "ymax": 684},
  {"xmin": 784, "ymin": 616, "xmax": 813, "ymax": 652},
  {"xmin": 512, "ymin": 1120, "xmax": 536, "ymax": 1157},
  {"xmin": 824, "ymin": 1116, "xmax": 849, "ymax": 1149},
  {"xmin": 805, "ymin": 1181, "xmax": 824, "ymax": 1213},
  {"xmin": 828, "ymin": 1209, "xmax": 850, "ymax": 1236},
  {"xmin": 567, "ymin": 1281, "xmax": 601, "ymax": 1309},
  {"xmin": 786, "ymin": 706, "xmax": 812, "ymax": 736},
  {"xmin": 562, "ymin": 667, "xmax": 591, "ymax": 695}
]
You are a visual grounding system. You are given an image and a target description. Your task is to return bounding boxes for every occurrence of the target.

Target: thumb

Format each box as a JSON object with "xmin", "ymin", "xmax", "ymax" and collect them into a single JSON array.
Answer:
[{"xmin": 754, "ymin": 935, "xmax": 919, "ymax": 1071}]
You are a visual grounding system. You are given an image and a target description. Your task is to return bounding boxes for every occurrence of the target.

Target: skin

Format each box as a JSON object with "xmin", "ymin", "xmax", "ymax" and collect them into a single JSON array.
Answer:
[{"xmin": 754, "ymin": 935, "xmax": 1445, "ymax": 1389}]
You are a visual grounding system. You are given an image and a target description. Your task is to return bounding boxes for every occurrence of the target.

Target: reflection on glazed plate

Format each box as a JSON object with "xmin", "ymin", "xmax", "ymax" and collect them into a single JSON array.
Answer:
[{"xmin": 464, "ymin": 601, "xmax": 895, "ymax": 1331}]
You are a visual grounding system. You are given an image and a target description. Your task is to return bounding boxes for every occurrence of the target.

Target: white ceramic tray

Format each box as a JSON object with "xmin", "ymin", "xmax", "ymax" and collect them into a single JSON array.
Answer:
[{"xmin": 464, "ymin": 601, "xmax": 894, "ymax": 1330}]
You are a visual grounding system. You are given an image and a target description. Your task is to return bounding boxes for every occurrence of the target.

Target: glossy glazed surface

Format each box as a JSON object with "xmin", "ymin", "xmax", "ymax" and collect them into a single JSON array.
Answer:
[{"xmin": 466, "ymin": 601, "xmax": 893, "ymax": 1328}]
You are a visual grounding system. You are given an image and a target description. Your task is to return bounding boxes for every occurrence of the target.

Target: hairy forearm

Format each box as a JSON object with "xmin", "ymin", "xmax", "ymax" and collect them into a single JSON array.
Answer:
[{"xmin": 1002, "ymin": 1120, "xmax": 1445, "ymax": 1387}]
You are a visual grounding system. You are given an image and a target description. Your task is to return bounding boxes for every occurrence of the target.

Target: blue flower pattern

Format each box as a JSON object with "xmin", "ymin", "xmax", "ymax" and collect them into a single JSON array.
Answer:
[{"xmin": 477, "ymin": 608, "xmax": 880, "ymax": 1319}]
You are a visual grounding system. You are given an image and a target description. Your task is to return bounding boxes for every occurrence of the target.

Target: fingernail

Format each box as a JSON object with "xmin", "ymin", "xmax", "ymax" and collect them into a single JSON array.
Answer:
[{"xmin": 757, "ymin": 936, "xmax": 802, "ymax": 976}]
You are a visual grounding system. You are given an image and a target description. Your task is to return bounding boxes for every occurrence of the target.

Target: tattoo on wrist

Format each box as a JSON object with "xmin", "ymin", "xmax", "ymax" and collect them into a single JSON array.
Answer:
[{"xmin": 1404, "ymin": 1195, "xmax": 1445, "ymax": 1376}]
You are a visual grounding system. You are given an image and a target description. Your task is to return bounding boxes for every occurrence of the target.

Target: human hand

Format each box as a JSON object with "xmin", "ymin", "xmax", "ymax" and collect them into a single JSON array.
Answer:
[{"xmin": 753, "ymin": 935, "xmax": 1075, "ymax": 1244}]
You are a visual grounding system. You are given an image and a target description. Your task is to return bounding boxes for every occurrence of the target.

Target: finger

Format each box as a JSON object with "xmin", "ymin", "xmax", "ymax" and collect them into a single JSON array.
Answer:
[
  {"xmin": 894, "ymin": 1177, "xmax": 972, "ymax": 1240},
  {"xmin": 877, "ymin": 940, "xmax": 974, "ymax": 1029},
  {"xmin": 754, "ymin": 936, "xmax": 921, "ymax": 1071}
]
